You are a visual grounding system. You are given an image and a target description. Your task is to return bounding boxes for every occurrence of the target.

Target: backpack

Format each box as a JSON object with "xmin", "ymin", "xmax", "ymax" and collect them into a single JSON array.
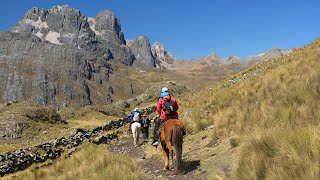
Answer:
[
  {"xmin": 133, "ymin": 111, "xmax": 140, "ymax": 122},
  {"xmin": 141, "ymin": 116, "xmax": 149, "ymax": 127},
  {"xmin": 164, "ymin": 97, "xmax": 177, "ymax": 115}
]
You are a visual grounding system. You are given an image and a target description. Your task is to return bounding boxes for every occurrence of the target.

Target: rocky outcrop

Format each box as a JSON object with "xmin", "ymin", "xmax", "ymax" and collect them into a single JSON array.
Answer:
[
  {"xmin": 127, "ymin": 36, "xmax": 156, "ymax": 68},
  {"xmin": 151, "ymin": 42, "xmax": 175, "ymax": 68}
]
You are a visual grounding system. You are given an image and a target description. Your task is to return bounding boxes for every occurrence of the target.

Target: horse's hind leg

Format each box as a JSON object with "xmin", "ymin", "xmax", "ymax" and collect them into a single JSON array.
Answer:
[
  {"xmin": 132, "ymin": 124, "xmax": 138, "ymax": 147},
  {"xmin": 162, "ymin": 146, "xmax": 169, "ymax": 170},
  {"xmin": 134, "ymin": 134, "xmax": 138, "ymax": 147},
  {"xmin": 166, "ymin": 141, "xmax": 174, "ymax": 170},
  {"xmin": 133, "ymin": 134, "xmax": 137, "ymax": 147},
  {"xmin": 136, "ymin": 127, "xmax": 141, "ymax": 147}
]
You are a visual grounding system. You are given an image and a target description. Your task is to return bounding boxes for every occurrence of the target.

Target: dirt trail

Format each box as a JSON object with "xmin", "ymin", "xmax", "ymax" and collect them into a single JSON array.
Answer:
[{"xmin": 109, "ymin": 130, "xmax": 205, "ymax": 180}]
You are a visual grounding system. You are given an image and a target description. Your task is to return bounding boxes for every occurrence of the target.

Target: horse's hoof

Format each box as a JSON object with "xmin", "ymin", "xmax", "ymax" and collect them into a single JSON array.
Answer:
[
  {"xmin": 169, "ymin": 165, "xmax": 175, "ymax": 171},
  {"xmin": 163, "ymin": 167, "xmax": 169, "ymax": 171}
]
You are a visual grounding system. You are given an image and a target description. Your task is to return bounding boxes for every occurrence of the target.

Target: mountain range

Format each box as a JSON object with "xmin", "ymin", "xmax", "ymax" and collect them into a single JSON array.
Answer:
[{"xmin": 0, "ymin": 5, "xmax": 291, "ymax": 107}]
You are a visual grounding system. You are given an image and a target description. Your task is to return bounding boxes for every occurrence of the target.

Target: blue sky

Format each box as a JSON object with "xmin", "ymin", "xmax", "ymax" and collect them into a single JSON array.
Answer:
[{"xmin": 0, "ymin": 0, "xmax": 319, "ymax": 59}]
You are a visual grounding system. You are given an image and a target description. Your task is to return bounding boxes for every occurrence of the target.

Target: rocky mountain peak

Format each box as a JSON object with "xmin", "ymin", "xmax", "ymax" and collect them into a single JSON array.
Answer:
[
  {"xmin": 127, "ymin": 36, "xmax": 156, "ymax": 68},
  {"xmin": 152, "ymin": 42, "xmax": 165, "ymax": 52},
  {"xmin": 11, "ymin": 5, "xmax": 95, "ymax": 47},
  {"xmin": 0, "ymin": 5, "xmax": 138, "ymax": 107},
  {"xmin": 0, "ymin": 5, "xmax": 175, "ymax": 107},
  {"xmin": 95, "ymin": 10, "xmax": 121, "ymax": 34},
  {"xmin": 228, "ymin": 55, "xmax": 241, "ymax": 61},
  {"xmin": 247, "ymin": 48, "xmax": 292, "ymax": 64},
  {"xmin": 151, "ymin": 41, "xmax": 175, "ymax": 66},
  {"xmin": 49, "ymin": 5, "xmax": 73, "ymax": 12},
  {"xmin": 89, "ymin": 10, "xmax": 125, "ymax": 45},
  {"xmin": 267, "ymin": 48, "xmax": 291, "ymax": 55},
  {"xmin": 127, "ymin": 35, "xmax": 148, "ymax": 46},
  {"xmin": 206, "ymin": 52, "xmax": 218, "ymax": 60}
]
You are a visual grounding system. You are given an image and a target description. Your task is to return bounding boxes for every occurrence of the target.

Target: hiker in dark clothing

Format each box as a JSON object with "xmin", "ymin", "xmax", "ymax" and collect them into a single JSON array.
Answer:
[{"xmin": 141, "ymin": 112, "xmax": 151, "ymax": 143}]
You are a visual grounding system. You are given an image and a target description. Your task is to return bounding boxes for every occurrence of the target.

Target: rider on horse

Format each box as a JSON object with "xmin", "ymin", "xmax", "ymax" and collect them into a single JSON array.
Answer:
[{"xmin": 152, "ymin": 87, "xmax": 179, "ymax": 146}]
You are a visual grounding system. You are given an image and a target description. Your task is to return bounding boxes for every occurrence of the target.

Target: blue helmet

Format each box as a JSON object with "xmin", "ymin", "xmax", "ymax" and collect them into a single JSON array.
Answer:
[{"xmin": 161, "ymin": 87, "xmax": 169, "ymax": 93}]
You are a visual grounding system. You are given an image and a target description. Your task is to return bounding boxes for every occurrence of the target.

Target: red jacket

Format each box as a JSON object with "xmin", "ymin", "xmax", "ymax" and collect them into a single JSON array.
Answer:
[{"xmin": 157, "ymin": 95, "xmax": 179, "ymax": 120}]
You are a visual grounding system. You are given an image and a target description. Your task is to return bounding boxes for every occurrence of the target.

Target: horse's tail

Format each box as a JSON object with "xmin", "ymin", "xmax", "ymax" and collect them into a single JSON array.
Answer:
[{"xmin": 172, "ymin": 124, "xmax": 183, "ymax": 173}]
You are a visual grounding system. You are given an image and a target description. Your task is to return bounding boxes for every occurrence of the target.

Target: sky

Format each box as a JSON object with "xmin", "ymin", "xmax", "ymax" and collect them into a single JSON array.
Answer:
[{"xmin": 0, "ymin": 0, "xmax": 319, "ymax": 59}]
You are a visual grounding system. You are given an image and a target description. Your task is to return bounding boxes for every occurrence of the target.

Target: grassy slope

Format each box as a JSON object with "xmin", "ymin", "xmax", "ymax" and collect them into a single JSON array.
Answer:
[
  {"xmin": 0, "ymin": 102, "xmax": 67, "ymax": 152},
  {"xmin": 4, "ymin": 143, "xmax": 147, "ymax": 180},
  {"xmin": 179, "ymin": 38, "xmax": 320, "ymax": 179},
  {"xmin": 0, "ymin": 104, "xmax": 120, "ymax": 153}
]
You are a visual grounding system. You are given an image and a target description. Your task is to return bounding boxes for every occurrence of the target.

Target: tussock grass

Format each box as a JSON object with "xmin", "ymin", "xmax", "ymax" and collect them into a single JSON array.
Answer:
[
  {"xmin": 234, "ymin": 127, "xmax": 320, "ymax": 180},
  {"xmin": 6, "ymin": 143, "xmax": 147, "ymax": 180},
  {"xmin": 178, "ymin": 38, "xmax": 320, "ymax": 178}
]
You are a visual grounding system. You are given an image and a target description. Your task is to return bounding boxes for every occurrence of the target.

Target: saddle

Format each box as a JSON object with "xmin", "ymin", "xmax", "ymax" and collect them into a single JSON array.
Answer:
[{"xmin": 156, "ymin": 119, "xmax": 167, "ymax": 136}]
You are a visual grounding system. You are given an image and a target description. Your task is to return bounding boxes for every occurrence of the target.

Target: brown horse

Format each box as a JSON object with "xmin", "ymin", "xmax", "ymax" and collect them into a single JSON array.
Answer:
[{"xmin": 160, "ymin": 119, "xmax": 185, "ymax": 174}]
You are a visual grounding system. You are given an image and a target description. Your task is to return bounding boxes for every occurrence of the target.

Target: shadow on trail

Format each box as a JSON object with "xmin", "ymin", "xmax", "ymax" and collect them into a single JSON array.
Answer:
[{"xmin": 182, "ymin": 159, "xmax": 201, "ymax": 174}]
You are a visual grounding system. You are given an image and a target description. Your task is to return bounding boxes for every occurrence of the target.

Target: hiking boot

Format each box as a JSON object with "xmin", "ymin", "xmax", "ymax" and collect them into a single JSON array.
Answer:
[{"xmin": 151, "ymin": 140, "xmax": 159, "ymax": 146}]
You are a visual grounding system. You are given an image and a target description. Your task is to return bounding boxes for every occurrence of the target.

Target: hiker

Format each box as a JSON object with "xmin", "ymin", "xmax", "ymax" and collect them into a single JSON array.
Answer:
[
  {"xmin": 130, "ymin": 107, "xmax": 142, "ymax": 123},
  {"xmin": 141, "ymin": 111, "xmax": 151, "ymax": 143},
  {"xmin": 130, "ymin": 107, "xmax": 142, "ymax": 147},
  {"xmin": 128, "ymin": 107, "xmax": 141, "ymax": 133},
  {"xmin": 152, "ymin": 87, "xmax": 179, "ymax": 146}
]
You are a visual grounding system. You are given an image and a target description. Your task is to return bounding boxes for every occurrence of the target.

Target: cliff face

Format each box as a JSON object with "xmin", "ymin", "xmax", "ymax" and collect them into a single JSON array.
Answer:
[
  {"xmin": 0, "ymin": 5, "xmax": 161, "ymax": 107},
  {"xmin": 0, "ymin": 31, "xmax": 107, "ymax": 107},
  {"xmin": 151, "ymin": 42, "xmax": 175, "ymax": 68},
  {"xmin": 127, "ymin": 36, "xmax": 156, "ymax": 68}
]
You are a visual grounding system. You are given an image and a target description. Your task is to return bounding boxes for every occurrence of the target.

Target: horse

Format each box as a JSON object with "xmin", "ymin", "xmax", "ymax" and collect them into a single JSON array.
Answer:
[
  {"xmin": 131, "ymin": 122, "xmax": 142, "ymax": 147},
  {"xmin": 160, "ymin": 119, "xmax": 185, "ymax": 174}
]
